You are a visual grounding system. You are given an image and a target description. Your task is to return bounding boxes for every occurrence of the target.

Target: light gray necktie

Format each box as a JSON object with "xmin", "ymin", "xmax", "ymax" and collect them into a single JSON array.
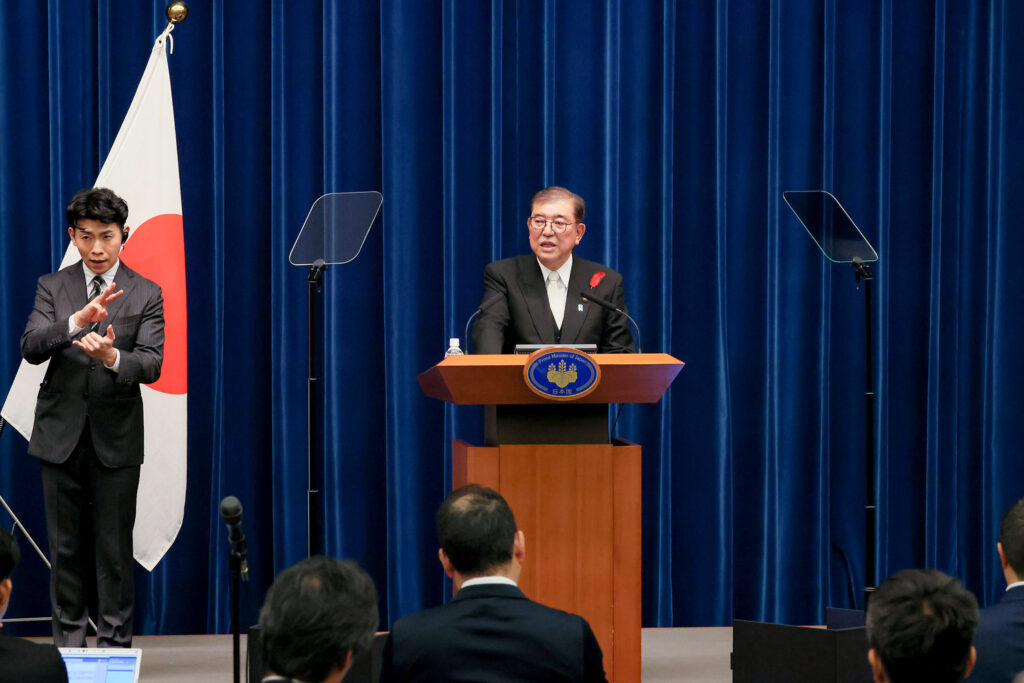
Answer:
[{"xmin": 547, "ymin": 270, "xmax": 566, "ymax": 329}]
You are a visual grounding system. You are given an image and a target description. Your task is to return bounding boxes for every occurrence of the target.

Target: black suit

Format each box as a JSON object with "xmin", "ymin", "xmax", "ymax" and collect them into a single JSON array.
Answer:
[
  {"xmin": 0, "ymin": 635, "xmax": 68, "ymax": 682},
  {"xmin": 471, "ymin": 255, "xmax": 633, "ymax": 354},
  {"xmin": 380, "ymin": 583, "xmax": 607, "ymax": 683},
  {"xmin": 971, "ymin": 585, "xmax": 1024, "ymax": 683},
  {"xmin": 21, "ymin": 261, "xmax": 164, "ymax": 647}
]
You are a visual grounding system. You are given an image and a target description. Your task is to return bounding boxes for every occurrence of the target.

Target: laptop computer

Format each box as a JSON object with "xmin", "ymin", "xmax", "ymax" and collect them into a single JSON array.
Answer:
[{"xmin": 59, "ymin": 648, "xmax": 142, "ymax": 683}]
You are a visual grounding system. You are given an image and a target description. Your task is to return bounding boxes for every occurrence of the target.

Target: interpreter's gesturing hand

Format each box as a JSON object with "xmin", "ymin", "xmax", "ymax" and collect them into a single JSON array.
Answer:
[
  {"xmin": 74, "ymin": 325, "xmax": 118, "ymax": 366},
  {"xmin": 73, "ymin": 282, "xmax": 124, "ymax": 328}
]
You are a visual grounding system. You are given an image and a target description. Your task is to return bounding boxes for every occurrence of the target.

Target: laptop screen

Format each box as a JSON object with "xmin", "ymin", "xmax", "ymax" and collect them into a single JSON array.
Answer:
[{"xmin": 59, "ymin": 648, "xmax": 142, "ymax": 683}]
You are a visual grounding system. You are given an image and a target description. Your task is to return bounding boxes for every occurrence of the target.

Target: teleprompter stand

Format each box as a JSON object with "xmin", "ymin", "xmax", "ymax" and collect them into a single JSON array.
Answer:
[
  {"xmin": 730, "ymin": 192, "xmax": 880, "ymax": 683},
  {"xmin": 784, "ymin": 190, "xmax": 880, "ymax": 603},
  {"xmin": 289, "ymin": 192, "xmax": 382, "ymax": 556}
]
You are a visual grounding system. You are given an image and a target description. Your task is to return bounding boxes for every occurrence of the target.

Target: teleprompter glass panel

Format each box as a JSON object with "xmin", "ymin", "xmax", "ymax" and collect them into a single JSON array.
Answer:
[
  {"xmin": 289, "ymin": 191, "xmax": 383, "ymax": 266},
  {"xmin": 783, "ymin": 191, "xmax": 877, "ymax": 264}
]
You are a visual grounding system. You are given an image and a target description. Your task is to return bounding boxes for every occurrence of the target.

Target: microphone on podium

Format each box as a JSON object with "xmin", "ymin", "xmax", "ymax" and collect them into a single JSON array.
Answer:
[
  {"xmin": 581, "ymin": 289, "xmax": 642, "ymax": 353},
  {"xmin": 463, "ymin": 291, "xmax": 507, "ymax": 354}
]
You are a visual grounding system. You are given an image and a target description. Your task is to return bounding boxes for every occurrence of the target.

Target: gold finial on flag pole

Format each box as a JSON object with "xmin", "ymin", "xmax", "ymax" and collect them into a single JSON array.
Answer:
[{"xmin": 166, "ymin": 2, "xmax": 188, "ymax": 24}]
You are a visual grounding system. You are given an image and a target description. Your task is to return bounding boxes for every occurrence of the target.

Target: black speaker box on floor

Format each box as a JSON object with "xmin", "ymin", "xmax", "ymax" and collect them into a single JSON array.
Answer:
[{"xmin": 731, "ymin": 610, "xmax": 872, "ymax": 683}]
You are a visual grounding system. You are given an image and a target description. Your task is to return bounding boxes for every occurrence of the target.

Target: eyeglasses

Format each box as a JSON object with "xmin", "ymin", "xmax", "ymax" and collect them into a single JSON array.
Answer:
[{"xmin": 527, "ymin": 216, "xmax": 576, "ymax": 233}]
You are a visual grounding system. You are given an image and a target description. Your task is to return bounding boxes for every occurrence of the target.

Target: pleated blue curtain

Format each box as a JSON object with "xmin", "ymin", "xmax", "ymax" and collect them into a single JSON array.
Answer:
[{"xmin": 0, "ymin": 0, "xmax": 1022, "ymax": 636}]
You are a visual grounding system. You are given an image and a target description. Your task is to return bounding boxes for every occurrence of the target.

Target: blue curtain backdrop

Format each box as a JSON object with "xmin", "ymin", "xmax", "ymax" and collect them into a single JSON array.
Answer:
[{"xmin": 0, "ymin": 0, "xmax": 1022, "ymax": 635}]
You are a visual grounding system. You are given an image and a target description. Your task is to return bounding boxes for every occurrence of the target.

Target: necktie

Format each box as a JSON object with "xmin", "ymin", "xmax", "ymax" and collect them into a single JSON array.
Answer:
[
  {"xmin": 90, "ymin": 275, "xmax": 104, "ymax": 301},
  {"xmin": 547, "ymin": 270, "xmax": 566, "ymax": 329}
]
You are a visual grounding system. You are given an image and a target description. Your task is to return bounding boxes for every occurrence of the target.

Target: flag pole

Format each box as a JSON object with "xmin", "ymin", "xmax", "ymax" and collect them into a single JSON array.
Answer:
[{"xmin": 0, "ymin": 420, "xmax": 97, "ymax": 632}]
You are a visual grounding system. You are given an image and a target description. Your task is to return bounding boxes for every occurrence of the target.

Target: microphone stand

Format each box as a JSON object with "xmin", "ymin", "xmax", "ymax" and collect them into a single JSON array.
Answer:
[{"xmin": 229, "ymin": 550, "xmax": 241, "ymax": 683}]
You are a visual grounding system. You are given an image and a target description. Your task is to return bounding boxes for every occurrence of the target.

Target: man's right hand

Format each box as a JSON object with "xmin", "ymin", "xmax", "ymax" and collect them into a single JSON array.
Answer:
[{"xmin": 73, "ymin": 281, "xmax": 124, "ymax": 328}]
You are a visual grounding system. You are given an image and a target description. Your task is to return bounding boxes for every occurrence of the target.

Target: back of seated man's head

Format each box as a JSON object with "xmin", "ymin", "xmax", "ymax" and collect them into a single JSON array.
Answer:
[
  {"xmin": 865, "ymin": 568, "xmax": 978, "ymax": 683},
  {"xmin": 258, "ymin": 556, "xmax": 378, "ymax": 683},
  {"xmin": 437, "ymin": 484, "xmax": 516, "ymax": 576},
  {"xmin": 0, "ymin": 528, "xmax": 20, "ymax": 619},
  {"xmin": 1000, "ymin": 497, "xmax": 1024, "ymax": 578}
]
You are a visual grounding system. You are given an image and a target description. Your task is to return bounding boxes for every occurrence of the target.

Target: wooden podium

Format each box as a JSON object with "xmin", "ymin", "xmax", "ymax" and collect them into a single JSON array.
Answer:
[{"xmin": 418, "ymin": 353, "xmax": 683, "ymax": 683}]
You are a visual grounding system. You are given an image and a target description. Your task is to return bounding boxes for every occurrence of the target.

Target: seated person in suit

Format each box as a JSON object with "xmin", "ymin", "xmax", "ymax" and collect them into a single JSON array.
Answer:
[
  {"xmin": 972, "ymin": 497, "xmax": 1024, "ymax": 683},
  {"xmin": 866, "ymin": 568, "xmax": 978, "ymax": 683},
  {"xmin": 381, "ymin": 484, "xmax": 607, "ymax": 682},
  {"xmin": 0, "ymin": 528, "xmax": 68, "ymax": 683},
  {"xmin": 258, "ymin": 556, "xmax": 378, "ymax": 683},
  {"xmin": 471, "ymin": 186, "xmax": 634, "ymax": 354}
]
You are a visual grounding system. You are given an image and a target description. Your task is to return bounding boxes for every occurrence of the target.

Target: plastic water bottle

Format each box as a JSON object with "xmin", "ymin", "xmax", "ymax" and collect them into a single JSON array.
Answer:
[{"xmin": 444, "ymin": 338, "xmax": 464, "ymax": 357}]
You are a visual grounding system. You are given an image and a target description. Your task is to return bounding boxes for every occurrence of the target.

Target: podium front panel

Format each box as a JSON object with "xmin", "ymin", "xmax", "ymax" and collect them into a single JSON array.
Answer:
[{"xmin": 452, "ymin": 439, "xmax": 641, "ymax": 682}]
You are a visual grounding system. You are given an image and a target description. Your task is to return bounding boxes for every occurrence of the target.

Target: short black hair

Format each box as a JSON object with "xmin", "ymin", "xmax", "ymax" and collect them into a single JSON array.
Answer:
[
  {"xmin": 0, "ymin": 528, "xmax": 19, "ymax": 582},
  {"xmin": 258, "ymin": 556, "xmax": 378, "ymax": 682},
  {"xmin": 866, "ymin": 568, "xmax": 978, "ymax": 683},
  {"xmin": 437, "ymin": 484, "xmax": 517, "ymax": 575},
  {"xmin": 66, "ymin": 187, "xmax": 129, "ymax": 231},
  {"xmin": 1000, "ymin": 497, "xmax": 1024, "ymax": 575}
]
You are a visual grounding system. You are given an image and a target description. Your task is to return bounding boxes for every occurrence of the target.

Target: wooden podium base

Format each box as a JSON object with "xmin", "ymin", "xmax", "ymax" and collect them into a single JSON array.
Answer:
[{"xmin": 452, "ymin": 438, "xmax": 642, "ymax": 683}]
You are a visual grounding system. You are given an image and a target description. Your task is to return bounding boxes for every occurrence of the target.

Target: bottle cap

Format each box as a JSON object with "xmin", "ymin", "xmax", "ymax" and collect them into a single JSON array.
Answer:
[{"xmin": 449, "ymin": 338, "xmax": 460, "ymax": 348}]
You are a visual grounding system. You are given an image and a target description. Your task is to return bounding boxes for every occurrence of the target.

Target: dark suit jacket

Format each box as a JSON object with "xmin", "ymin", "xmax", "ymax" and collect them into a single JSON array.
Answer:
[
  {"xmin": 21, "ymin": 261, "xmax": 164, "ymax": 467},
  {"xmin": 0, "ymin": 635, "xmax": 68, "ymax": 682},
  {"xmin": 971, "ymin": 585, "xmax": 1024, "ymax": 683},
  {"xmin": 471, "ymin": 254, "xmax": 634, "ymax": 354},
  {"xmin": 380, "ymin": 583, "xmax": 607, "ymax": 683}
]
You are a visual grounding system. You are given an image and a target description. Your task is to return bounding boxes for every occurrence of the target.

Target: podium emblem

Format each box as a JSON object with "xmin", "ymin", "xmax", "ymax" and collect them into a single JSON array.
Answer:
[{"xmin": 523, "ymin": 348, "xmax": 601, "ymax": 401}]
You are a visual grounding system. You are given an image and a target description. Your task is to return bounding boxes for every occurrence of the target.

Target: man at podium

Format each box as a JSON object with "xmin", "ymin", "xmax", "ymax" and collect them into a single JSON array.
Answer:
[{"xmin": 471, "ymin": 186, "xmax": 633, "ymax": 354}]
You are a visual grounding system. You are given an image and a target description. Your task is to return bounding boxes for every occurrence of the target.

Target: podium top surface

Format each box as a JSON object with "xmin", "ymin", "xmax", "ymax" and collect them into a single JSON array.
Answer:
[{"xmin": 417, "ymin": 353, "xmax": 684, "ymax": 405}]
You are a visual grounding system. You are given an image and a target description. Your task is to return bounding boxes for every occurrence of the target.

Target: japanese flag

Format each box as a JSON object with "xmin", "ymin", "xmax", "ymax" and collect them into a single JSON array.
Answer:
[{"xmin": 1, "ymin": 28, "xmax": 187, "ymax": 571}]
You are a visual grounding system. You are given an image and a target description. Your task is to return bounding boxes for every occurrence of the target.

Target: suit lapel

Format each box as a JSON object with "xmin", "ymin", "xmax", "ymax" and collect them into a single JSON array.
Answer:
[
  {"xmin": 559, "ymin": 258, "xmax": 595, "ymax": 345},
  {"xmin": 516, "ymin": 256, "xmax": 558, "ymax": 344},
  {"xmin": 61, "ymin": 264, "xmax": 90, "ymax": 316},
  {"xmin": 100, "ymin": 263, "xmax": 133, "ymax": 332}
]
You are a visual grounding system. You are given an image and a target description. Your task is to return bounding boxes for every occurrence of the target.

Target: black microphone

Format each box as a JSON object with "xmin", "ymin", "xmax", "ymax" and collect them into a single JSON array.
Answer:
[
  {"xmin": 220, "ymin": 496, "xmax": 249, "ymax": 582},
  {"xmin": 580, "ymin": 289, "xmax": 622, "ymax": 313},
  {"xmin": 463, "ymin": 291, "xmax": 507, "ymax": 354},
  {"xmin": 580, "ymin": 289, "xmax": 642, "ymax": 353}
]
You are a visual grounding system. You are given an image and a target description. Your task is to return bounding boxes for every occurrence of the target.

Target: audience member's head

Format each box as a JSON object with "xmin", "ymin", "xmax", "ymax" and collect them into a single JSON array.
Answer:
[
  {"xmin": 436, "ymin": 484, "xmax": 525, "ymax": 586},
  {"xmin": 0, "ymin": 528, "xmax": 20, "ymax": 620},
  {"xmin": 999, "ymin": 497, "xmax": 1024, "ymax": 584},
  {"xmin": 258, "ymin": 556, "xmax": 378, "ymax": 683},
  {"xmin": 865, "ymin": 568, "xmax": 978, "ymax": 683}
]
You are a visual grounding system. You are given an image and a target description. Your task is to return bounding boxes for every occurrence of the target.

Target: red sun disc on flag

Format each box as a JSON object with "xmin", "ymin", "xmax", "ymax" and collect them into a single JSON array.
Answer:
[{"xmin": 120, "ymin": 213, "xmax": 187, "ymax": 395}]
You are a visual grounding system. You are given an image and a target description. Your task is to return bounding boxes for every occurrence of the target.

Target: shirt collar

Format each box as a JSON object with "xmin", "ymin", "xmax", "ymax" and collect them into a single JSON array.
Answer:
[
  {"xmin": 82, "ymin": 260, "xmax": 120, "ymax": 287},
  {"xmin": 1006, "ymin": 580, "xmax": 1024, "ymax": 592},
  {"xmin": 460, "ymin": 576, "xmax": 518, "ymax": 589},
  {"xmin": 537, "ymin": 253, "xmax": 573, "ymax": 287}
]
